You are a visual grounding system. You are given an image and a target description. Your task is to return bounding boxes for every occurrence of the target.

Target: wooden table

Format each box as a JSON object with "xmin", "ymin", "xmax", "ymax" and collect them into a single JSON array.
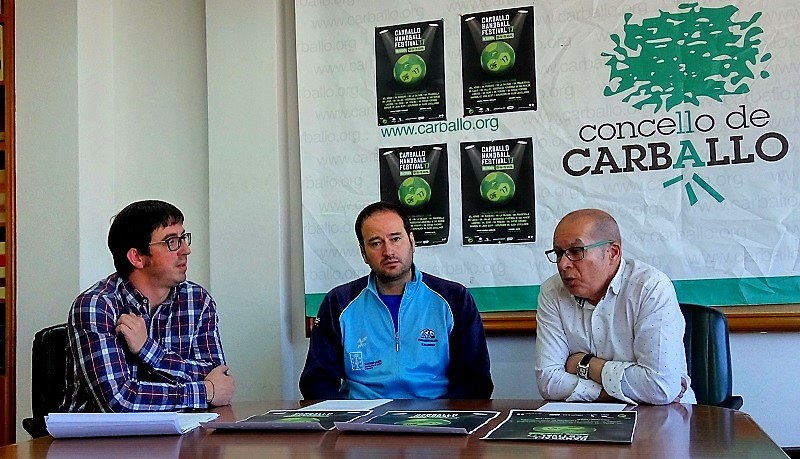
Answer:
[{"xmin": 0, "ymin": 400, "xmax": 788, "ymax": 458}]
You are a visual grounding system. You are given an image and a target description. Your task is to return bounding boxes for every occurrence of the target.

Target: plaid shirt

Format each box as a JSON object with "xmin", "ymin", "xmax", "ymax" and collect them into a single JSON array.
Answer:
[{"xmin": 62, "ymin": 273, "xmax": 226, "ymax": 412}]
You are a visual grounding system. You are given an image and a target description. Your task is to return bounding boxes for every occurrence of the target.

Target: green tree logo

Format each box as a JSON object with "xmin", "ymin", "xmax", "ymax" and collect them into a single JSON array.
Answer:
[
  {"xmin": 602, "ymin": 3, "xmax": 772, "ymax": 206},
  {"xmin": 602, "ymin": 2, "xmax": 771, "ymax": 113}
]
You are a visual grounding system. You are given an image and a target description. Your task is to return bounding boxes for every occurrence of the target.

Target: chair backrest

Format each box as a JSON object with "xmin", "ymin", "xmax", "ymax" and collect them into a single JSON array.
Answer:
[
  {"xmin": 680, "ymin": 303, "xmax": 742, "ymax": 409},
  {"xmin": 23, "ymin": 323, "xmax": 68, "ymax": 437}
]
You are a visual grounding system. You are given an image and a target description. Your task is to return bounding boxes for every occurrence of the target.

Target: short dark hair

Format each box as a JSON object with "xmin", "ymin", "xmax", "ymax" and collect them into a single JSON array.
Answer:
[
  {"xmin": 108, "ymin": 200, "xmax": 184, "ymax": 278},
  {"xmin": 354, "ymin": 201, "xmax": 412, "ymax": 247}
]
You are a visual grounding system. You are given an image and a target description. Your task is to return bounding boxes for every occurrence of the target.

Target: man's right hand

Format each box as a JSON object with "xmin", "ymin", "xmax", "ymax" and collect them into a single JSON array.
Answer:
[
  {"xmin": 116, "ymin": 313, "xmax": 148, "ymax": 354},
  {"xmin": 204, "ymin": 365, "xmax": 236, "ymax": 406}
]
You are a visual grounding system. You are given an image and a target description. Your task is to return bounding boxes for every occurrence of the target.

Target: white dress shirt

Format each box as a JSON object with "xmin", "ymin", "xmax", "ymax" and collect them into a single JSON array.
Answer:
[{"xmin": 535, "ymin": 258, "xmax": 696, "ymax": 405}]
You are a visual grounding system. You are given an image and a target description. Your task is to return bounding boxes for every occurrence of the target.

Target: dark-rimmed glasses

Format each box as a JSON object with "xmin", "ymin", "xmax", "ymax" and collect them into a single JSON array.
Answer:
[
  {"xmin": 149, "ymin": 233, "xmax": 192, "ymax": 252},
  {"xmin": 545, "ymin": 240, "xmax": 613, "ymax": 263}
]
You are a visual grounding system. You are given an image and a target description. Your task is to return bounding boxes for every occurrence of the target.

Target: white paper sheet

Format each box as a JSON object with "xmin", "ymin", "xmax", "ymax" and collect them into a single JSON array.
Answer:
[
  {"xmin": 45, "ymin": 412, "xmax": 218, "ymax": 438},
  {"xmin": 537, "ymin": 402, "xmax": 628, "ymax": 412},
  {"xmin": 298, "ymin": 399, "xmax": 392, "ymax": 411}
]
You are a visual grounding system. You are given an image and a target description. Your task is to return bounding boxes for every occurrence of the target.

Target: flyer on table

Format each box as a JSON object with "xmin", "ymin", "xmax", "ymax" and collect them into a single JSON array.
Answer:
[
  {"xmin": 484, "ymin": 410, "xmax": 637, "ymax": 443},
  {"xmin": 336, "ymin": 410, "xmax": 500, "ymax": 435},
  {"xmin": 203, "ymin": 410, "xmax": 371, "ymax": 431}
]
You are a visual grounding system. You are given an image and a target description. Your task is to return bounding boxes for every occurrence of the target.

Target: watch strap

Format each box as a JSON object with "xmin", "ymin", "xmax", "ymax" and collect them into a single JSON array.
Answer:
[{"xmin": 577, "ymin": 353, "xmax": 594, "ymax": 380}]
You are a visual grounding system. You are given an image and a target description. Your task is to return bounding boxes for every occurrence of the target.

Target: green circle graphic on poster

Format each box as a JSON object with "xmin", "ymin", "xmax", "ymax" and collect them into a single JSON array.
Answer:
[
  {"xmin": 398, "ymin": 176, "xmax": 431, "ymax": 208},
  {"xmin": 480, "ymin": 41, "xmax": 516, "ymax": 74},
  {"xmin": 480, "ymin": 171, "xmax": 515, "ymax": 204},
  {"xmin": 530, "ymin": 425, "xmax": 597, "ymax": 434},
  {"xmin": 393, "ymin": 53, "xmax": 427, "ymax": 85},
  {"xmin": 278, "ymin": 416, "xmax": 320, "ymax": 423},
  {"xmin": 396, "ymin": 417, "xmax": 452, "ymax": 426}
]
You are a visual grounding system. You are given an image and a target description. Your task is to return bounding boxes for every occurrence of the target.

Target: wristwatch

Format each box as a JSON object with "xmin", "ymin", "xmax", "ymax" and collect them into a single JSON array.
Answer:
[{"xmin": 577, "ymin": 353, "xmax": 594, "ymax": 380}]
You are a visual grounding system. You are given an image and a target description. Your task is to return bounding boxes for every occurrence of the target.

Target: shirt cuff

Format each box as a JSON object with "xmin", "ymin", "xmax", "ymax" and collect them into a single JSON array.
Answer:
[
  {"xmin": 566, "ymin": 377, "xmax": 602, "ymax": 401},
  {"xmin": 184, "ymin": 381, "xmax": 208, "ymax": 408},
  {"xmin": 601, "ymin": 360, "xmax": 638, "ymax": 405},
  {"xmin": 136, "ymin": 337, "xmax": 165, "ymax": 366}
]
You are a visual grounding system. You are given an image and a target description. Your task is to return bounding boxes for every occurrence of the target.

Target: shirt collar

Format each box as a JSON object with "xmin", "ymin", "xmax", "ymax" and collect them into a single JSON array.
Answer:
[
  {"xmin": 115, "ymin": 273, "xmax": 182, "ymax": 312},
  {"xmin": 607, "ymin": 258, "xmax": 627, "ymax": 296},
  {"xmin": 116, "ymin": 275, "xmax": 148, "ymax": 313},
  {"xmin": 572, "ymin": 258, "xmax": 626, "ymax": 307}
]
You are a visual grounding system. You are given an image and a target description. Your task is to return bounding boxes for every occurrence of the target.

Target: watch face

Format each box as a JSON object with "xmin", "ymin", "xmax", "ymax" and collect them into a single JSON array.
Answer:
[{"xmin": 577, "ymin": 354, "xmax": 593, "ymax": 379}]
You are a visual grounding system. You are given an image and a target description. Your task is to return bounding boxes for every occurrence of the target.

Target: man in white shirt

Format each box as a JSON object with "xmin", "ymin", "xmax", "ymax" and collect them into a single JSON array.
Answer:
[{"xmin": 535, "ymin": 209, "xmax": 695, "ymax": 405}]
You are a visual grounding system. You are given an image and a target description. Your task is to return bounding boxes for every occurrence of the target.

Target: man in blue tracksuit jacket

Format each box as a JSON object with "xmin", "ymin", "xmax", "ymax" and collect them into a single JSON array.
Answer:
[{"xmin": 300, "ymin": 202, "xmax": 493, "ymax": 399}]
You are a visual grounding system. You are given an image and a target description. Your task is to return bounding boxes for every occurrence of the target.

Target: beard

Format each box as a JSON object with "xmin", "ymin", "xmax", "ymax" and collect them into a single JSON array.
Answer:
[{"xmin": 374, "ymin": 261, "xmax": 413, "ymax": 285}]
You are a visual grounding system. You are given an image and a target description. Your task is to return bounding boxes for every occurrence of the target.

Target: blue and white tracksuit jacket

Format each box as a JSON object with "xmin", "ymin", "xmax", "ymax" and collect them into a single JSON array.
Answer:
[{"xmin": 300, "ymin": 266, "xmax": 493, "ymax": 400}]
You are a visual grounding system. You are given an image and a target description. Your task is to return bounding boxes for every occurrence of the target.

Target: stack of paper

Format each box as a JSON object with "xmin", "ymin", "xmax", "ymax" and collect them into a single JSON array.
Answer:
[{"xmin": 45, "ymin": 412, "xmax": 219, "ymax": 438}]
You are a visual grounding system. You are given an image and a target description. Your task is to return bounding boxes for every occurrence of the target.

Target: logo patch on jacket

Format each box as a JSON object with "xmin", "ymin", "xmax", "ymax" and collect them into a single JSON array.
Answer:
[
  {"xmin": 349, "ymin": 351, "xmax": 381, "ymax": 371},
  {"xmin": 349, "ymin": 352, "xmax": 365, "ymax": 370},
  {"xmin": 418, "ymin": 328, "xmax": 438, "ymax": 347}
]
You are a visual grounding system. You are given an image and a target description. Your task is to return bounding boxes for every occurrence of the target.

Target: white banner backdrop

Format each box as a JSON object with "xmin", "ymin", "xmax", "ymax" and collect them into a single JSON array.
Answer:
[{"xmin": 295, "ymin": 0, "xmax": 800, "ymax": 313}]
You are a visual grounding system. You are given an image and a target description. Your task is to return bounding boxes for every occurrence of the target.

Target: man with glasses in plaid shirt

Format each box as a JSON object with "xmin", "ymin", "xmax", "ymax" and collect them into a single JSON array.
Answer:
[
  {"xmin": 535, "ymin": 208, "xmax": 694, "ymax": 405},
  {"xmin": 63, "ymin": 200, "xmax": 236, "ymax": 412}
]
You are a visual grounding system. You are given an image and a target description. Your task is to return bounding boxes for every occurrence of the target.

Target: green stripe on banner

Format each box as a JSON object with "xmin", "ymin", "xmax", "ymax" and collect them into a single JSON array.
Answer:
[
  {"xmin": 469, "ymin": 285, "xmax": 539, "ymax": 312},
  {"xmin": 673, "ymin": 276, "xmax": 800, "ymax": 306},
  {"xmin": 305, "ymin": 293, "xmax": 326, "ymax": 317},
  {"xmin": 304, "ymin": 276, "xmax": 800, "ymax": 317}
]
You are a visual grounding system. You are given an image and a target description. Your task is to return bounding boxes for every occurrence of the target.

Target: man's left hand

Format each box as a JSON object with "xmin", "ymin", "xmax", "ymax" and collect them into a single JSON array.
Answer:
[
  {"xmin": 116, "ymin": 313, "xmax": 148, "ymax": 354},
  {"xmin": 673, "ymin": 378, "xmax": 688, "ymax": 403}
]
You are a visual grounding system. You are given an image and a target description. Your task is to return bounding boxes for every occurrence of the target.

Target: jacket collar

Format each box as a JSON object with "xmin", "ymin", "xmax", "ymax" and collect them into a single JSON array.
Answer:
[{"xmin": 366, "ymin": 264, "xmax": 421, "ymax": 296}]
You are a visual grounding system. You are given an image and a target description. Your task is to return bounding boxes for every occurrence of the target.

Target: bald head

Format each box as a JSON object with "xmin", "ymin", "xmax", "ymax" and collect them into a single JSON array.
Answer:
[{"xmin": 556, "ymin": 209, "xmax": 621, "ymax": 246}]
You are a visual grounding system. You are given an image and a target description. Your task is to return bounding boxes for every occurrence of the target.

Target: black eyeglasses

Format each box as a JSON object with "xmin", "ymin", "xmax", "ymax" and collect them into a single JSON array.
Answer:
[
  {"xmin": 149, "ymin": 233, "xmax": 191, "ymax": 252},
  {"xmin": 544, "ymin": 240, "xmax": 613, "ymax": 263}
]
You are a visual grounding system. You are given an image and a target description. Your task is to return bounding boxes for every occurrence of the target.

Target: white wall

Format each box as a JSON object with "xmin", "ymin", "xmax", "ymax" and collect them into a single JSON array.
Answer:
[
  {"xmin": 16, "ymin": 0, "xmax": 212, "ymax": 440},
  {"xmin": 205, "ymin": 0, "xmax": 292, "ymax": 401},
  {"xmin": 76, "ymin": 0, "xmax": 212, "ymax": 288},
  {"xmin": 13, "ymin": 0, "xmax": 800, "ymax": 448},
  {"xmin": 16, "ymin": 0, "xmax": 81, "ymax": 443}
]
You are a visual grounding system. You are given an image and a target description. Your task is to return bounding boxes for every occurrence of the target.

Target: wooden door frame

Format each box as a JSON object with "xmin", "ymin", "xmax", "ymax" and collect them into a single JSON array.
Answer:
[{"xmin": 1, "ymin": 0, "xmax": 16, "ymax": 446}]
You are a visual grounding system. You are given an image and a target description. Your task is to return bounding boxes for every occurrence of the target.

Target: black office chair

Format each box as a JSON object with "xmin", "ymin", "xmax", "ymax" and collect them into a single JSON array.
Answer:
[
  {"xmin": 22, "ymin": 323, "xmax": 69, "ymax": 438},
  {"xmin": 680, "ymin": 303, "xmax": 743, "ymax": 409}
]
